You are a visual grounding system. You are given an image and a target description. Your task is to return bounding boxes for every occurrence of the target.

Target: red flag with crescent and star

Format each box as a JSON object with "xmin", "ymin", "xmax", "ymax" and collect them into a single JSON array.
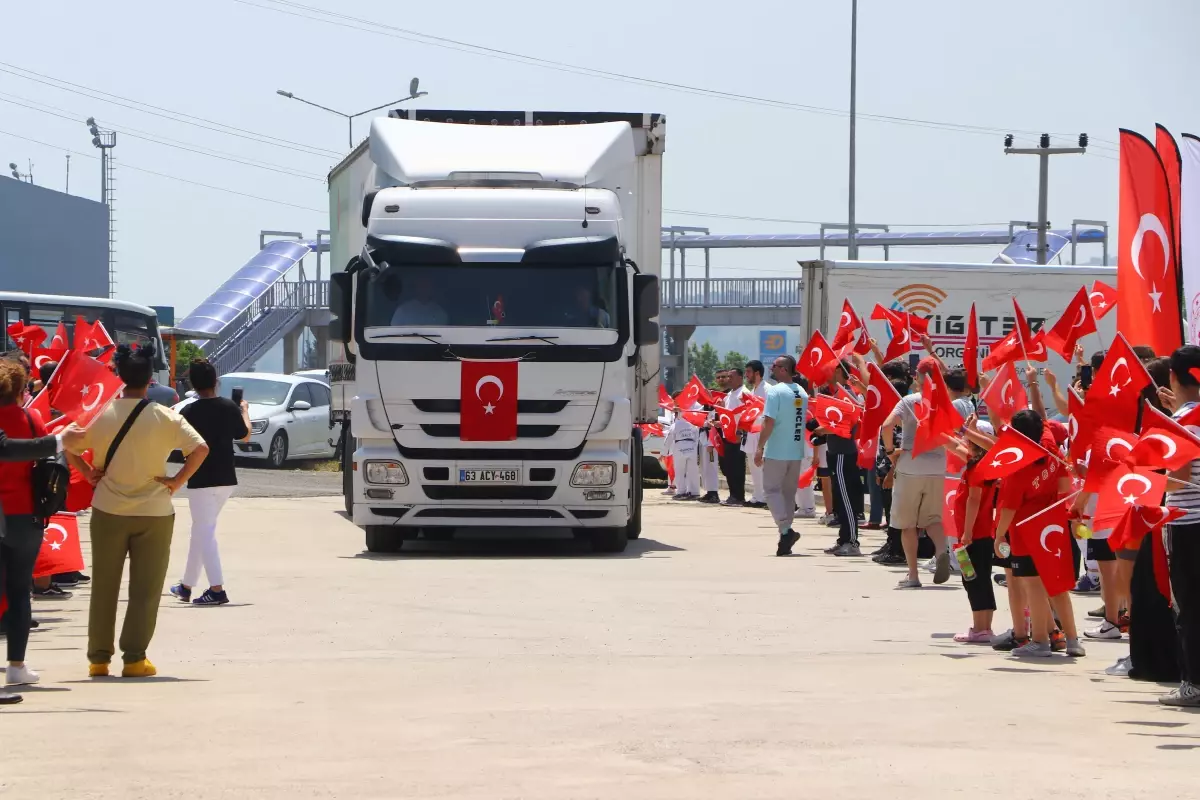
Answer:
[
  {"xmin": 1117, "ymin": 129, "xmax": 1182, "ymax": 356},
  {"xmin": 49, "ymin": 320, "xmax": 69, "ymax": 349},
  {"xmin": 657, "ymin": 384, "xmax": 673, "ymax": 411},
  {"xmin": 809, "ymin": 394, "xmax": 859, "ymax": 437},
  {"xmin": 46, "ymin": 351, "xmax": 124, "ymax": 429},
  {"xmin": 33, "ymin": 514, "xmax": 86, "ymax": 578},
  {"xmin": 830, "ymin": 300, "xmax": 862, "ymax": 351},
  {"xmin": 459, "ymin": 359, "xmax": 518, "ymax": 441},
  {"xmin": 31, "ymin": 345, "xmax": 68, "ymax": 376},
  {"xmin": 979, "ymin": 361, "xmax": 1027, "ymax": 427},
  {"xmin": 1042, "ymin": 286, "xmax": 1099, "ymax": 363},
  {"xmin": 1089, "ymin": 280, "xmax": 1119, "ymax": 320},
  {"xmin": 1132, "ymin": 403, "xmax": 1200, "ymax": 471},
  {"xmin": 798, "ymin": 330, "xmax": 839, "ymax": 386},
  {"xmin": 1082, "ymin": 426, "xmax": 1138, "ymax": 493},
  {"xmin": 676, "ymin": 375, "xmax": 713, "ymax": 409},
  {"xmin": 981, "ymin": 328, "xmax": 1022, "ymax": 373},
  {"xmin": 6, "ymin": 321, "xmax": 45, "ymax": 356},
  {"xmin": 713, "ymin": 405, "xmax": 739, "ymax": 443},
  {"xmin": 735, "ymin": 395, "xmax": 765, "ymax": 433},
  {"xmin": 1016, "ymin": 502, "xmax": 1076, "ymax": 596},
  {"xmin": 859, "ymin": 362, "xmax": 902, "ymax": 442},
  {"xmin": 975, "ymin": 425, "xmax": 1051, "ymax": 481},
  {"xmin": 912, "ymin": 366, "xmax": 960, "ymax": 458},
  {"xmin": 1094, "ymin": 465, "xmax": 1169, "ymax": 531},
  {"xmin": 1082, "ymin": 333, "xmax": 1152, "ymax": 434}
]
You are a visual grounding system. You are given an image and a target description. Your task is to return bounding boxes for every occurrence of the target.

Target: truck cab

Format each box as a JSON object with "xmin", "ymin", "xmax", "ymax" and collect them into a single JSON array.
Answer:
[{"xmin": 328, "ymin": 112, "xmax": 665, "ymax": 553}]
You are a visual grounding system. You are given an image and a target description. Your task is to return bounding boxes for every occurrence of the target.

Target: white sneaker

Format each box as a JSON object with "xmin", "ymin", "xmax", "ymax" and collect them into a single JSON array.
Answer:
[
  {"xmin": 6, "ymin": 665, "xmax": 40, "ymax": 686},
  {"xmin": 796, "ymin": 509, "xmax": 817, "ymax": 519},
  {"xmin": 1105, "ymin": 656, "xmax": 1133, "ymax": 676},
  {"xmin": 921, "ymin": 557, "xmax": 937, "ymax": 573},
  {"xmin": 1084, "ymin": 621, "xmax": 1123, "ymax": 640}
]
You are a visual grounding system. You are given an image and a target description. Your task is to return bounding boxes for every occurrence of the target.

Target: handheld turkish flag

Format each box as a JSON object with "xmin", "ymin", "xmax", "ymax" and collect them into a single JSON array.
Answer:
[
  {"xmin": 975, "ymin": 425, "xmax": 1051, "ymax": 481},
  {"xmin": 942, "ymin": 477, "xmax": 960, "ymax": 539},
  {"xmin": 1089, "ymin": 280, "xmax": 1119, "ymax": 320},
  {"xmin": 735, "ymin": 395, "xmax": 765, "ymax": 432},
  {"xmin": 798, "ymin": 331, "xmax": 838, "ymax": 385},
  {"xmin": 882, "ymin": 325, "xmax": 913, "ymax": 363},
  {"xmin": 1109, "ymin": 505, "xmax": 1185, "ymax": 552},
  {"xmin": 797, "ymin": 463, "xmax": 816, "ymax": 488},
  {"xmin": 912, "ymin": 367, "xmax": 960, "ymax": 458},
  {"xmin": 981, "ymin": 328, "xmax": 1022, "ymax": 373},
  {"xmin": 1117, "ymin": 129, "xmax": 1181, "ymax": 357},
  {"xmin": 459, "ymin": 359, "xmax": 518, "ymax": 441},
  {"xmin": 713, "ymin": 406, "xmax": 739, "ymax": 442},
  {"xmin": 831, "ymin": 300, "xmax": 862, "ymax": 350},
  {"xmin": 1067, "ymin": 387, "xmax": 1089, "ymax": 464},
  {"xmin": 24, "ymin": 387, "xmax": 52, "ymax": 424},
  {"xmin": 707, "ymin": 426, "xmax": 725, "ymax": 457},
  {"xmin": 1042, "ymin": 286, "xmax": 1099, "ymax": 363},
  {"xmin": 871, "ymin": 303, "xmax": 929, "ymax": 335},
  {"xmin": 677, "ymin": 375, "xmax": 713, "ymax": 409},
  {"xmin": 679, "ymin": 409, "xmax": 709, "ymax": 427},
  {"xmin": 856, "ymin": 431, "xmax": 879, "ymax": 470},
  {"xmin": 1131, "ymin": 403, "xmax": 1200, "ymax": 471},
  {"xmin": 860, "ymin": 363, "xmax": 902, "ymax": 433},
  {"xmin": 964, "ymin": 303, "xmax": 980, "ymax": 390},
  {"xmin": 979, "ymin": 361, "xmax": 1027, "ymax": 427},
  {"xmin": 852, "ymin": 327, "xmax": 872, "ymax": 356},
  {"xmin": 657, "ymin": 384, "xmax": 673, "ymax": 410},
  {"xmin": 49, "ymin": 320, "xmax": 69, "ymax": 349},
  {"xmin": 31, "ymin": 345, "xmax": 67, "ymax": 375},
  {"xmin": 7, "ymin": 321, "xmax": 46, "ymax": 355},
  {"xmin": 1012, "ymin": 298, "xmax": 1038, "ymax": 360},
  {"xmin": 33, "ymin": 515, "xmax": 86, "ymax": 578},
  {"xmin": 710, "ymin": 391, "xmax": 727, "ymax": 406},
  {"xmin": 1094, "ymin": 465, "xmax": 1168, "ymax": 530},
  {"xmin": 810, "ymin": 394, "xmax": 859, "ymax": 437},
  {"xmin": 1083, "ymin": 333, "xmax": 1152, "ymax": 433},
  {"xmin": 47, "ymin": 351, "xmax": 124, "ymax": 428},
  {"xmin": 1016, "ymin": 502, "xmax": 1076, "ymax": 597},
  {"xmin": 1082, "ymin": 426, "xmax": 1138, "ymax": 493}
]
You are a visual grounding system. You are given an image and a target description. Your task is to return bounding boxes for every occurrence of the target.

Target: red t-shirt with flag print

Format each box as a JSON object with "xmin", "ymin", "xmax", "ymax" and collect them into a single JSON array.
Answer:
[
  {"xmin": 953, "ymin": 460, "xmax": 998, "ymax": 541},
  {"xmin": 997, "ymin": 427, "xmax": 1065, "ymax": 556}
]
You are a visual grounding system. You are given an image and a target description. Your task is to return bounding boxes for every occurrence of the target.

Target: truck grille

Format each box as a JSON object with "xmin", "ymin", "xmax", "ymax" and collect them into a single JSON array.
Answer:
[
  {"xmin": 422, "ymin": 486, "xmax": 556, "ymax": 501},
  {"xmin": 412, "ymin": 399, "xmax": 568, "ymax": 414},
  {"xmin": 419, "ymin": 424, "xmax": 558, "ymax": 438},
  {"xmin": 415, "ymin": 508, "xmax": 562, "ymax": 519}
]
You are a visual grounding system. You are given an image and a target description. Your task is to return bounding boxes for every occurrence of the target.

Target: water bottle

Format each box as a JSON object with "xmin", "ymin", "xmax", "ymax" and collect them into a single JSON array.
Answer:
[
  {"xmin": 997, "ymin": 539, "xmax": 1011, "ymax": 559},
  {"xmin": 954, "ymin": 544, "xmax": 977, "ymax": 581}
]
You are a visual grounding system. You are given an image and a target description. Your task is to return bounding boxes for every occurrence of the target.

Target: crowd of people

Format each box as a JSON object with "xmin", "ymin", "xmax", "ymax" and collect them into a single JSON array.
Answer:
[
  {"xmin": 0, "ymin": 335, "xmax": 248, "ymax": 706},
  {"xmin": 656, "ymin": 318, "xmax": 1200, "ymax": 709}
]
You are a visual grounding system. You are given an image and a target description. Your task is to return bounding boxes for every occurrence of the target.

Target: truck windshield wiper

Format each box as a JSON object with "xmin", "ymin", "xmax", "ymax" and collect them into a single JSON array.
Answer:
[
  {"xmin": 485, "ymin": 334, "xmax": 560, "ymax": 345},
  {"xmin": 375, "ymin": 332, "xmax": 443, "ymax": 345}
]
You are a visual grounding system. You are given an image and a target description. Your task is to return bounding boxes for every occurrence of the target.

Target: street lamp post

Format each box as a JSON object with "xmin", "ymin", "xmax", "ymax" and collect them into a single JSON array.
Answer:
[
  {"xmin": 8, "ymin": 160, "xmax": 33, "ymax": 183},
  {"xmin": 846, "ymin": 0, "xmax": 859, "ymax": 261},
  {"xmin": 276, "ymin": 78, "xmax": 429, "ymax": 148},
  {"xmin": 86, "ymin": 117, "xmax": 118, "ymax": 297}
]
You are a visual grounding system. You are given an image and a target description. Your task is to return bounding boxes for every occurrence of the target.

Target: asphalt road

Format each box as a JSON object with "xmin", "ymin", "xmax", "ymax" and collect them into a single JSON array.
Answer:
[
  {"xmin": 169, "ymin": 460, "xmax": 343, "ymax": 499},
  {"xmin": 8, "ymin": 494, "xmax": 1196, "ymax": 798}
]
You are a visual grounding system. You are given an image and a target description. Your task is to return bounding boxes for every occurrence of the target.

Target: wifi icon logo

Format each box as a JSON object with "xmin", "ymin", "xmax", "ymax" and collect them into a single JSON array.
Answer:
[{"xmin": 892, "ymin": 284, "xmax": 948, "ymax": 316}]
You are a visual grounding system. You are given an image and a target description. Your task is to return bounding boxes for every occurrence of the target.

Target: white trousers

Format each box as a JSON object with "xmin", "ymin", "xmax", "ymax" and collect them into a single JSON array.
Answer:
[
  {"xmin": 701, "ymin": 441, "xmax": 721, "ymax": 494},
  {"xmin": 674, "ymin": 448, "xmax": 700, "ymax": 496},
  {"xmin": 183, "ymin": 485, "xmax": 235, "ymax": 588},
  {"xmin": 746, "ymin": 432, "xmax": 765, "ymax": 503}
]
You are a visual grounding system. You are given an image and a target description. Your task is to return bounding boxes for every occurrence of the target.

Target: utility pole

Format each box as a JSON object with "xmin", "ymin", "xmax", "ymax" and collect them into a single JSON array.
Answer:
[
  {"xmin": 1004, "ymin": 133, "xmax": 1087, "ymax": 264},
  {"xmin": 846, "ymin": 0, "xmax": 859, "ymax": 260},
  {"xmin": 65, "ymin": 154, "xmax": 70, "ymax": 193}
]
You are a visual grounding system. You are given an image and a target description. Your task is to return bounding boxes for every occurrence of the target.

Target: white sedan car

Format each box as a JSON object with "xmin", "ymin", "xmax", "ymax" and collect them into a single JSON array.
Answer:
[{"xmin": 175, "ymin": 372, "xmax": 340, "ymax": 468}]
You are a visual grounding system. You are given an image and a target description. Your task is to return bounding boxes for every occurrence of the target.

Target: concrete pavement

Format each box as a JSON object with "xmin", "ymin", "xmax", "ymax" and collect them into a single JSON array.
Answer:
[{"xmin": 4, "ymin": 494, "xmax": 1196, "ymax": 799}]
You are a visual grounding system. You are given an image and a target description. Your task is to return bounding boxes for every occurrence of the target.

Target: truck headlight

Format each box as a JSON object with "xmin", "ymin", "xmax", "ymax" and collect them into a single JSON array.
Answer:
[
  {"xmin": 571, "ymin": 462, "xmax": 615, "ymax": 487},
  {"xmin": 365, "ymin": 460, "xmax": 408, "ymax": 485},
  {"xmin": 250, "ymin": 419, "xmax": 268, "ymax": 435}
]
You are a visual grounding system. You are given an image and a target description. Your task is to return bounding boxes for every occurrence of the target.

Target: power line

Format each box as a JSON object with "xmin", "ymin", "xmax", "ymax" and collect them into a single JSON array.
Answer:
[
  {"xmin": 0, "ymin": 93, "xmax": 325, "ymax": 181},
  {"xmin": 236, "ymin": 0, "xmax": 1118, "ymax": 145},
  {"xmin": 0, "ymin": 128, "xmax": 326, "ymax": 213},
  {"xmin": 0, "ymin": 61, "xmax": 341, "ymax": 159}
]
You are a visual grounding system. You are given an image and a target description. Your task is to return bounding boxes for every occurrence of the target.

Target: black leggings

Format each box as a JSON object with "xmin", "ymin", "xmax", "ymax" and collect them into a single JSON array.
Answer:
[
  {"xmin": 962, "ymin": 538, "xmax": 997, "ymax": 612},
  {"xmin": 1170, "ymin": 522, "xmax": 1200, "ymax": 685},
  {"xmin": 0, "ymin": 515, "xmax": 43, "ymax": 662}
]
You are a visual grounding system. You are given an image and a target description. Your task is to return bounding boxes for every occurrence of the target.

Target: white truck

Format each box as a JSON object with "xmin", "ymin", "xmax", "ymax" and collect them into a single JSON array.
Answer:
[
  {"xmin": 798, "ymin": 259, "xmax": 1119, "ymax": 389},
  {"xmin": 326, "ymin": 110, "xmax": 665, "ymax": 553}
]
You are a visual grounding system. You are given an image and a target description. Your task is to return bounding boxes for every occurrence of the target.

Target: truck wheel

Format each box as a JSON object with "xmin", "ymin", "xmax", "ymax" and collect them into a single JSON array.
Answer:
[
  {"xmin": 627, "ymin": 433, "xmax": 643, "ymax": 540},
  {"xmin": 589, "ymin": 526, "xmax": 628, "ymax": 554},
  {"xmin": 341, "ymin": 432, "xmax": 355, "ymax": 516},
  {"xmin": 365, "ymin": 525, "xmax": 403, "ymax": 553}
]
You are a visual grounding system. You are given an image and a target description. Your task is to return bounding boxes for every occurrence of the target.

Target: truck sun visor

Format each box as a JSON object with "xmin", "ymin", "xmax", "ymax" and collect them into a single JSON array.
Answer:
[
  {"xmin": 520, "ymin": 236, "xmax": 620, "ymax": 265},
  {"xmin": 365, "ymin": 235, "xmax": 462, "ymax": 266}
]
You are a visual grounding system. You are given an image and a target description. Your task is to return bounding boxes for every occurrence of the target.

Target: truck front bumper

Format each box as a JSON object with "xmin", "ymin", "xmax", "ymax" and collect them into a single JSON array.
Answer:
[{"xmin": 350, "ymin": 441, "xmax": 631, "ymax": 529}]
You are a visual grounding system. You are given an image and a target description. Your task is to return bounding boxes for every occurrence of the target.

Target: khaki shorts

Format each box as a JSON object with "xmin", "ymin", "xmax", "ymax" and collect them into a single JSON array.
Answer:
[{"xmin": 890, "ymin": 472, "xmax": 944, "ymax": 530}]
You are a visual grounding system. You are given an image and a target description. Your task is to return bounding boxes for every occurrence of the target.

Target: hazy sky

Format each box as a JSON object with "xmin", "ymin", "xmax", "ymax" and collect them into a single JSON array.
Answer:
[{"xmin": 2, "ymin": 0, "xmax": 1197, "ymax": 315}]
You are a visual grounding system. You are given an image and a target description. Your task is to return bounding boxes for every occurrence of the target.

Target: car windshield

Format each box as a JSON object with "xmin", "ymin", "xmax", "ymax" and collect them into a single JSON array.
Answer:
[
  {"xmin": 219, "ymin": 378, "xmax": 291, "ymax": 406},
  {"xmin": 363, "ymin": 264, "xmax": 619, "ymax": 329}
]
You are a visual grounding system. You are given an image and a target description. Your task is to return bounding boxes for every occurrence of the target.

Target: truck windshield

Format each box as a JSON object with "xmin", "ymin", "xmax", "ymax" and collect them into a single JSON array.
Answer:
[{"xmin": 363, "ymin": 264, "xmax": 619, "ymax": 329}]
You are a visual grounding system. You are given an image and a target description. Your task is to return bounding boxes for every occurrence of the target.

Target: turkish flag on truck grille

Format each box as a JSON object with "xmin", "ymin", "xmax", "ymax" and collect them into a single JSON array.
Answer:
[{"xmin": 460, "ymin": 359, "xmax": 518, "ymax": 441}]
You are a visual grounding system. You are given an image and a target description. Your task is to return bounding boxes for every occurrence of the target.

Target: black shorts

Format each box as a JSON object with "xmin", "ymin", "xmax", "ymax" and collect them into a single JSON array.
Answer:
[
  {"xmin": 1011, "ymin": 554, "xmax": 1039, "ymax": 578},
  {"xmin": 1087, "ymin": 538, "xmax": 1116, "ymax": 562},
  {"xmin": 817, "ymin": 467, "xmax": 830, "ymax": 478},
  {"xmin": 994, "ymin": 554, "xmax": 1013, "ymax": 570}
]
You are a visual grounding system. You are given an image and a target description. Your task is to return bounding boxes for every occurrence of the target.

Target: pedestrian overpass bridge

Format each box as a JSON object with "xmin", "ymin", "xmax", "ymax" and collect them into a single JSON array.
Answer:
[{"xmin": 175, "ymin": 223, "xmax": 1106, "ymax": 376}]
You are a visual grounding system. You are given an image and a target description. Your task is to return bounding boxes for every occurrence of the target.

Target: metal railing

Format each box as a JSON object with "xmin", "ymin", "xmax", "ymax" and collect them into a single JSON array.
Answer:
[
  {"xmin": 204, "ymin": 280, "xmax": 328, "ymax": 374},
  {"xmin": 660, "ymin": 277, "xmax": 802, "ymax": 308}
]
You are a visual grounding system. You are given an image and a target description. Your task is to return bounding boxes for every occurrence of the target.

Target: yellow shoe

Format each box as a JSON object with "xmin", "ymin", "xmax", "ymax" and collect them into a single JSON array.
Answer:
[
  {"xmin": 121, "ymin": 659, "xmax": 157, "ymax": 678},
  {"xmin": 88, "ymin": 663, "xmax": 110, "ymax": 678}
]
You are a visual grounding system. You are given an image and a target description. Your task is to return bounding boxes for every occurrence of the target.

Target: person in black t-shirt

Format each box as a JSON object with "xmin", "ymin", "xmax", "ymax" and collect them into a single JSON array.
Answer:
[{"xmin": 171, "ymin": 359, "xmax": 250, "ymax": 606}]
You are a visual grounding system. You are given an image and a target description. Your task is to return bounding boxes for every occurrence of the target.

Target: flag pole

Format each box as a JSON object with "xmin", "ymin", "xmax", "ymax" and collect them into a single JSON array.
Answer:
[{"xmin": 1016, "ymin": 490, "xmax": 1081, "ymax": 528}]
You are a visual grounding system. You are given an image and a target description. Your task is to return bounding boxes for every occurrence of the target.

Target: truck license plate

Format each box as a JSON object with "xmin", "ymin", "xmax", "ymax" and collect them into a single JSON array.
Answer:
[{"xmin": 458, "ymin": 468, "xmax": 519, "ymax": 483}]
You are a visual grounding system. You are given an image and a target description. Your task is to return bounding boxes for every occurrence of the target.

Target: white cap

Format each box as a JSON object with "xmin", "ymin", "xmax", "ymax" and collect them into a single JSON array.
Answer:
[{"xmin": 976, "ymin": 420, "xmax": 995, "ymax": 436}]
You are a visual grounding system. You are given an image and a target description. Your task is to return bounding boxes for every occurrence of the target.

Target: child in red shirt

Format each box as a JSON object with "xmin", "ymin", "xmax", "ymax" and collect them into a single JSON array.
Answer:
[
  {"xmin": 993, "ymin": 409, "xmax": 1083, "ymax": 658},
  {"xmin": 952, "ymin": 421, "xmax": 999, "ymax": 643}
]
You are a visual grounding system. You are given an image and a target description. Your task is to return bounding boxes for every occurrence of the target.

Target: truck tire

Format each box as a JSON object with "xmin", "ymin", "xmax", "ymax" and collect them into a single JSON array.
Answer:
[
  {"xmin": 627, "ymin": 433, "xmax": 643, "ymax": 540},
  {"xmin": 589, "ymin": 526, "xmax": 628, "ymax": 554},
  {"xmin": 365, "ymin": 525, "xmax": 403, "ymax": 553},
  {"xmin": 341, "ymin": 431, "xmax": 355, "ymax": 516}
]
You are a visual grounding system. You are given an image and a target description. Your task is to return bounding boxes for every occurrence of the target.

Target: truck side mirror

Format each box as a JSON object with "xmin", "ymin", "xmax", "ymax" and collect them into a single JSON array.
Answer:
[
  {"xmin": 328, "ymin": 267, "xmax": 355, "ymax": 344},
  {"xmin": 632, "ymin": 273, "xmax": 660, "ymax": 347}
]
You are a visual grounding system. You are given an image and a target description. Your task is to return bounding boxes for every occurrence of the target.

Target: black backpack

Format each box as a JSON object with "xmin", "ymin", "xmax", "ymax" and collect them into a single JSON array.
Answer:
[{"xmin": 23, "ymin": 409, "xmax": 70, "ymax": 521}]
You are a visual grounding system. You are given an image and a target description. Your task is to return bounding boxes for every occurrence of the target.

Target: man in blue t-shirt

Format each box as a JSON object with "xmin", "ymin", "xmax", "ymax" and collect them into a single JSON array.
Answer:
[{"xmin": 754, "ymin": 355, "xmax": 809, "ymax": 556}]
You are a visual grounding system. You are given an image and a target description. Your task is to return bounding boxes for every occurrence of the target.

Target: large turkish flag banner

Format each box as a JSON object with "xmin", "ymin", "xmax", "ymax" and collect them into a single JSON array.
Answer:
[
  {"xmin": 1117, "ymin": 129, "xmax": 1181, "ymax": 356},
  {"xmin": 460, "ymin": 359, "xmax": 518, "ymax": 441}
]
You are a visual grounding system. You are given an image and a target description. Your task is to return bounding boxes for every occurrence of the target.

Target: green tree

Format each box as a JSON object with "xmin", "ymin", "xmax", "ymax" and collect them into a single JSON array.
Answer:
[
  {"xmin": 687, "ymin": 341, "xmax": 722, "ymax": 387},
  {"xmin": 721, "ymin": 350, "xmax": 749, "ymax": 373},
  {"xmin": 175, "ymin": 341, "xmax": 204, "ymax": 378}
]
